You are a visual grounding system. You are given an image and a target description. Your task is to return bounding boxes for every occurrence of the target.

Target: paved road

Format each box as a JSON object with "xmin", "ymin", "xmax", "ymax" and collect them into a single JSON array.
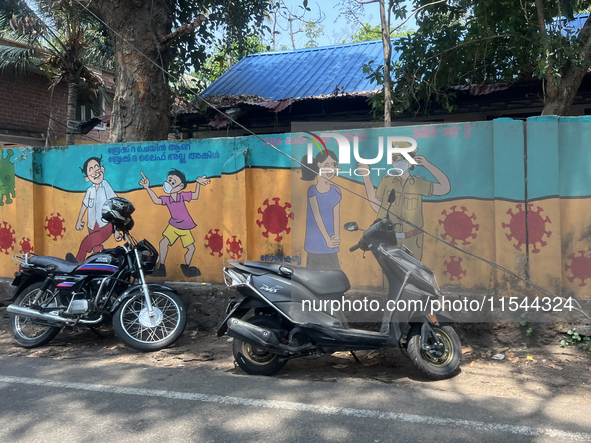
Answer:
[{"xmin": 0, "ymin": 355, "xmax": 589, "ymax": 442}]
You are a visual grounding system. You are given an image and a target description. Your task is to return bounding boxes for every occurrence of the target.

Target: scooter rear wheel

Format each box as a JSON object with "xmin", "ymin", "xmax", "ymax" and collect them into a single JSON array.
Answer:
[
  {"xmin": 232, "ymin": 315, "xmax": 286, "ymax": 376},
  {"xmin": 407, "ymin": 324, "xmax": 461, "ymax": 380}
]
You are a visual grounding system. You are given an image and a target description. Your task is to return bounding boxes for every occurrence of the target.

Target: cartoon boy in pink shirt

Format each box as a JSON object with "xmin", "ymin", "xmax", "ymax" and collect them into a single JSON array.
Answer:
[{"xmin": 139, "ymin": 169, "xmax": 210, "ymax": 277}]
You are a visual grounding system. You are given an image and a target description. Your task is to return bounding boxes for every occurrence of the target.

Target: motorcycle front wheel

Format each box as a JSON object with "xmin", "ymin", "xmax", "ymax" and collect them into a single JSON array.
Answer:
[
  {"xmin": 113, "ymin": 290, "xmax": 187, "ymax": 352},
  {"xmin": 9, "ymin": 282, "xmax": 62, "ymax": 348},
  {"xmin": 407, "ymin": 324, "xmax": 461, "ymax": 380}
]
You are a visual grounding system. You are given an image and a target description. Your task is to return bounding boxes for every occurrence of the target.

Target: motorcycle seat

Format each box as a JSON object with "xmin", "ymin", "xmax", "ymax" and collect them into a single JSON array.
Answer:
[
  {"xmin": 29, "ymin": 256, "xmax": 78, "ymax": 274},
  {"xmin": 292, "ymin": 267, "xmax": 351, "ymax": 295}
]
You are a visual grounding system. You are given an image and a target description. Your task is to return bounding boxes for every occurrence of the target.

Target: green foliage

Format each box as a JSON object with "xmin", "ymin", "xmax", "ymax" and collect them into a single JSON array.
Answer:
[
  {"xmin": 519, "ymin": 313, "xmax": 533, "ymax": 336},
  {"xmin": 350, "ymin": 23, "xmax": 413, "ymax": 43},
  {"xmin": 560, "ymin": 328, "xmax": 591, "ymax": 351},
  {"xmin": 178, "ymin": 34, "xmax": 269, "ymax": 100},
  {"xmin": 0, "ymin": 0, "xmax": 113, "ymax": 115},
  {"xmin": 386, "ymin": 0, "xmax": 591, "ymax": 117},
  {"xmin": 168, "ymin": 0, "xmax": 272, "ymax": 85},
  {"xmin": 304, "ymin": 21, "xmax": 324, "ymax": 48}
]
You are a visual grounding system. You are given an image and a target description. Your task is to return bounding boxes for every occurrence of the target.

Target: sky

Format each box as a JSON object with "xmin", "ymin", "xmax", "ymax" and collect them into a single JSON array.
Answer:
[{"xmin": 271, "ymin": 0, "xmax": 417, "ymax": 50}]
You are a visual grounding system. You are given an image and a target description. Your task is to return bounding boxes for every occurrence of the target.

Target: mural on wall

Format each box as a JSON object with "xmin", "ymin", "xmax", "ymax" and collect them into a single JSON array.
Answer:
[
  {"xmin": 300, "ymin": 149, "xmax": 342, "ymax": 269},
  {"xmin": 2, "ymin": 117, "xmax": 591, "ymax": 299},
  {"xmin": 0, "ymin": 149, "xmax": 15, "ymax": 206},
  {"xmin": 256, "ymin": 198, "xmax": 294, "ymax": 242},
  {"xmin": 0, "ymin": 221, "xmax": 15, "ymax": 255},
  {"xmin": 502, "ymin": 203, "xmax": 552, "ymax": 254},
  {"xmin": 357, "ymin": 151, "xmax": 451, "ymax": 261},
  {"xmin": 438, "ymin": 206, "xmax": 479, "ymax": 246},
  {"xmin": 45, "ymin": 213, "xmax": 67, "ymax": 242},
  {"xmin": 69, "ymin": 156, "xmax": 117, "ymax": 263},
  {"xmin": 139, "ymin": 170, "xmax": 210, "ymax": 277}
]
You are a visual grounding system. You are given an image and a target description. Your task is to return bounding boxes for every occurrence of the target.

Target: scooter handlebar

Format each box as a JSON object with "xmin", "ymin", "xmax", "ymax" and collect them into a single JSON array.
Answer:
[{"xmin": 349, "ymin": 243, "xmax": 361, "ymax": 252}]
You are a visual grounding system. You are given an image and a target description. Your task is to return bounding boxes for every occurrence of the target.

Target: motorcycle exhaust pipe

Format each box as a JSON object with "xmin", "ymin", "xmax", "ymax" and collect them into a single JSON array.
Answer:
[
  {"xmin": 226, "ymin": 318, "xmax": 281, "ymax": 348},
  {"xmin": 7, "ymin": 305, "xmax": 102, "ymax": 325}
]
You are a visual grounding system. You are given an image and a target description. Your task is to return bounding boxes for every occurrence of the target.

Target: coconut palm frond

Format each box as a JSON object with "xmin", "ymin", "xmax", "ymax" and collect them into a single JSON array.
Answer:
[{"xmin": 0, "ymin": 44, "xmax": 40, "ymax": 74}]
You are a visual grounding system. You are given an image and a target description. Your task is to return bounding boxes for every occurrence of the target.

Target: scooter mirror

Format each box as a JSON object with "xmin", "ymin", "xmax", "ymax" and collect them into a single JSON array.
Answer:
[
  {"xmin": 344, "ymin": 222, "xmax": 359, "ymax": 232},
  {"xmin": 388, "ymin": 189, "xmax": 396, "ymax": 204}
]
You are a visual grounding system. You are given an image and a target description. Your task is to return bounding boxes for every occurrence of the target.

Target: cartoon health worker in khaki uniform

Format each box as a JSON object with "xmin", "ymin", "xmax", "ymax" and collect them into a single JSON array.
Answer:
[
  {"xmin": 359, "ymin": 148, "xmax": 450, "ymax": 260},
  {"xmin": 139, "ymin": 169, "xmax": 210, "ymax": 278}
]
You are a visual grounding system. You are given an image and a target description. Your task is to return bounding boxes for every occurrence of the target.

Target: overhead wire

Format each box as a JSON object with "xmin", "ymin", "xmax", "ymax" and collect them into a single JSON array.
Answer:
[{"xmin": 72, "ymin": 0, "xmax": 590, "ymax": 320}]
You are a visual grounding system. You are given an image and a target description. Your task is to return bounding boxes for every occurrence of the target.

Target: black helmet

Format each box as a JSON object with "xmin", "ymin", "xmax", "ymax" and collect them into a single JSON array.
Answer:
[{"xmin": 102, "ymin": 197, "xmax": 135, "ymax": 231}]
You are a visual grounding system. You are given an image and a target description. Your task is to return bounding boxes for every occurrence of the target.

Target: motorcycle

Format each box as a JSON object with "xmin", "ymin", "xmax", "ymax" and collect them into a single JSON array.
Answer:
[
  {"xmin": 218, "ymin": 193, "xmax": 461, "ymax": 379},
  {"xmin": 6, "ymin": 197, "xmax": 187, "ymax": 352}
]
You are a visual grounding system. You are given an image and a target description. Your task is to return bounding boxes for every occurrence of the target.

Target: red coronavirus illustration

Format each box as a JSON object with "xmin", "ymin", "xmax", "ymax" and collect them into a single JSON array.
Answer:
[
  {"xmin": 564, "ymin": 250, "xmax": 591, "ymax": 287},
  {"xmin": 45, "ymin": 213, "xmax": 66, "ymax": 241},
  {"xmin": 443, "ymin": 256, "xmax": 467, "ymax": 282},
  {"xmin": 438, "ymin": 206, "xmax": 479, "ymax": 245},
  {"xmin": 256, "ymin": 197, "xmax": 294, "ymax": 242},
  {"xmin": 19, "ymin": 237, "xmax": 33, "ymax": 254},
  {"xmin": 226, "ymin": 235, "xmax": 243, "ymax": 260},
  {"xmin": 0, "ymin": 221, "xmax": 15, "ymax": 255},
  {"xmin": 204, "ymin": 229, "xmax": 223, "ymax": 257},
  {"xmin": 502, "ymin": 204, "xmax": 551, "ymax": 253}
]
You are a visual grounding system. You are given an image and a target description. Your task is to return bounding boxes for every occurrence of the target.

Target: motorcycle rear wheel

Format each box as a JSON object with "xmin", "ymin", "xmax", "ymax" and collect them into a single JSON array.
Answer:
[
  {"xmin": 407, "ymin": 324, "xmax": 461, "ymax": 380},
  {"xmin": 232, "ymin": 315, "xmax": 286, "ymax": 376},
  {"xmin": 9, "ymin": 282, "xmax": 62, "ymax": 348},
  {"xmin": 113, "ymin": 290, "xmax": 186, "ymax": 352}
]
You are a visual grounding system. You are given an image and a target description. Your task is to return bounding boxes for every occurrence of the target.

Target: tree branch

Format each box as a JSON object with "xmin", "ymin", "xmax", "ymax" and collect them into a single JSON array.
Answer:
[
  {"xmin": 534, "ymin": 0, "xmax": 547, "ymax": 36},
  {"xmin": 160, "ymin": 14, "xmax": 206, "ymax": 48},
  {"xmin": 391, "ymin": 0, "xmax": 447, "ymax": 35},
  {"xmin": 422, "ymin": 34, "xmax": 521, "ymax": 63}
]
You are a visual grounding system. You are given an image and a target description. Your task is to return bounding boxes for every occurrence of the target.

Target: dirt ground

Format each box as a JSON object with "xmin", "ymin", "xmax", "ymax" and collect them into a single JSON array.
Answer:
[{"xmin": 1, "ymin": 302, "xmax": 590, "ymax": 406}]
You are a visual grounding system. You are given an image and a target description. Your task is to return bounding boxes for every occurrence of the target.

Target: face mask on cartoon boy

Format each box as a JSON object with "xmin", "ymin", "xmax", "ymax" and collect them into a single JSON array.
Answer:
[
  {"xmin": 392, "ymin": 159, "xmax": 410, "ymax": 175},
  {"xmin": 162, "ymin": 181, "xmax": 173, "ymax": 193}
]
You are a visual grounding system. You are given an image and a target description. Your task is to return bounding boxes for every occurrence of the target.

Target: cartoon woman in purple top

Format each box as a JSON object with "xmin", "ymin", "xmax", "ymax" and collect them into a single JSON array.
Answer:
[
  {"xmin": 301, "ymin": 149, "xmax": 342, "ymax": 269},
  {"xmin": 139, "ymin": 169, "xmax": 210, "ymax": 277}
]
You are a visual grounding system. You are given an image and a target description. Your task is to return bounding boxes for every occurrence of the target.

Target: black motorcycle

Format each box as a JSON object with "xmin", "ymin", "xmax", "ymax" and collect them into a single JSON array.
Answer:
[
  {"xmin": 6, "ymin": 197, "xmax": 187, "ymax": 351},
  {"xmin": 218, "ymin": 213, "xmax": 462, "ymax": 379}
]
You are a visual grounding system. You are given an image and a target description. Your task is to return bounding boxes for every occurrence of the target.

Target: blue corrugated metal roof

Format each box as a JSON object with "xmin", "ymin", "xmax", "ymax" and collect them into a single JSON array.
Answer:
[
  {"xmin": 201, "ymin": 40, "xmax": 390, "ymax": 100},
  {"xmin": 561, "ymin": 13, "xmax": 589, "ymax": 37}
]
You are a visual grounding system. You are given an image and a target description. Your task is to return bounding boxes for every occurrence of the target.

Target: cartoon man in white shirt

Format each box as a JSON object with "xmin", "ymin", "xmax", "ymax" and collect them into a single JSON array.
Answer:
[{"xmin": 69, "ymin": 156, "xmax": 117, "ymax": 263}]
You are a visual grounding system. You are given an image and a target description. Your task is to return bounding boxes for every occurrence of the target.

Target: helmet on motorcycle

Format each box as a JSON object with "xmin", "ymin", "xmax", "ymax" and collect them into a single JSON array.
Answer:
[{"xmin": 101, "ymin": 197, "xmax": 135, "ymax": 231}]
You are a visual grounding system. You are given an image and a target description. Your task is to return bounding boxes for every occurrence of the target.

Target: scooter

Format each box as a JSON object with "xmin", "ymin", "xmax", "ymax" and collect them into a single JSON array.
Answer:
[{"xmin": 218, "ymin": 193, "xmax": 462, "ymax": 379}]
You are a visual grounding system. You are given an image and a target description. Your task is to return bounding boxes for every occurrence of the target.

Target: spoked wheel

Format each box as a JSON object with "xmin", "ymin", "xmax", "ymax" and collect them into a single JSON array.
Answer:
[
  {"xmin": 9, "ymin": 282, "xmax": 62, "ymax": 348},
  {"xmin": 113, "ymin": 290, "xmax": 186, "ymax": 351},
  {"xmin": 407, "ymin": 324, "xmax": 461, "ymax": 380},
  {"xmin": 232, "ymin": 315, "xmax": 286, "ymax": 376}
]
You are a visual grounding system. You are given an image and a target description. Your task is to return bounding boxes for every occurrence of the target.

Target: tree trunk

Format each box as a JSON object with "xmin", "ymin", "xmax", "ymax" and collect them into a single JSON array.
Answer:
[
  {"xmin": 379, "ymin": 0, "xmax": 392, "ymax": 125},
  {"xmin": 65, "ymin": 81, "xmax": 78, "ymax": 146},
  {"xmin": 91, "ymin": 0, "xmax": 174, "ymax": 142},
  {"xmin": 542, "ymin": 15, "xmax": 591, "ymax": 115}
]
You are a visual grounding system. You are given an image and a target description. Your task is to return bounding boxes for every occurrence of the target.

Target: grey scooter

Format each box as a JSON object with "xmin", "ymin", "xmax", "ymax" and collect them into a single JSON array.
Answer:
[{"xmin": 218, "ymin": 195, "xmax": 461, "ymax": 379}]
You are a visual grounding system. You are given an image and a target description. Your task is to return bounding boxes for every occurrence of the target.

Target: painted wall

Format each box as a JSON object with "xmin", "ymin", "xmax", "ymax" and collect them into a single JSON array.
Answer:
[{"xmin": 0, "ymin": 116, "xmax": 589, "ymax": 298}]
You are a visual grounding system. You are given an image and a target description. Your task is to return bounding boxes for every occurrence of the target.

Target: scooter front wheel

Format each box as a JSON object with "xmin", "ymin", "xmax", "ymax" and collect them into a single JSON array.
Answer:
[
  {"xmin": 407, "ymin": 324, "xmax": 461, "ymax": 380},
  {"xmin": 232, "ymin": 315, "xmax": 286, "ymax": 376}
]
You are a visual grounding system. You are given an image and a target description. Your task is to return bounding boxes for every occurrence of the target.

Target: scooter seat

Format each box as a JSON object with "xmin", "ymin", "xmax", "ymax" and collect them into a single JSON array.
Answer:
[
  {"xmin": 29, "ymin": 256, "xmax": 78, "ymax": 274},
  {"xmin": 292, "ymin": 267, "xmax": 350, "ymax": 295}
]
